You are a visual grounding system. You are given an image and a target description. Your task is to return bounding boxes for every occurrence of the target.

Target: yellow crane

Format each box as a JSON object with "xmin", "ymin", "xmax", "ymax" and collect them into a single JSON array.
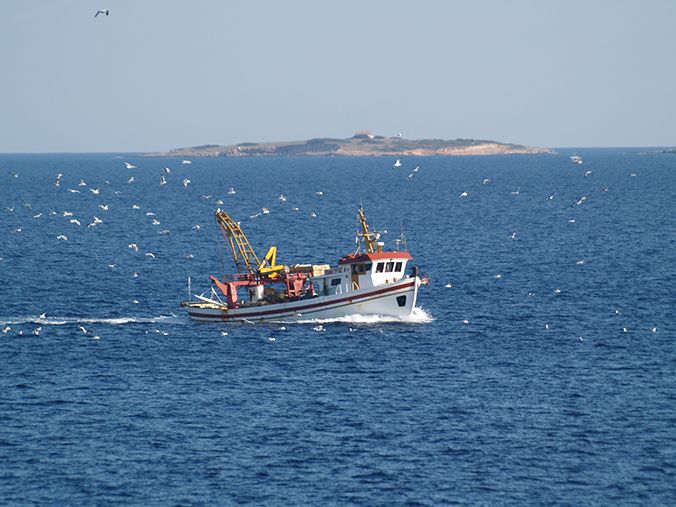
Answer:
[{"xmin": 214, "ymin": 211, "xmax": 286, "ymax": 277}]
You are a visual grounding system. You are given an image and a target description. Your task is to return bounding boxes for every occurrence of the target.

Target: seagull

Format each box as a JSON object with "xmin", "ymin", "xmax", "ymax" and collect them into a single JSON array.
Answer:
[
  {"xmin": 69, "ymin": 219, "xmax": 81, "ymax": 226},
  {"xmin": 215, "ymin": 199, "xmax": 224, "ymax": 205},
  {"xmin": 67, "ymin": 189, "xmax": 80, "ymax": 193},
  {"xmin": 553, "ymin": 288, "xmax": 561, "ymax": 294},
  {"xmin": 315, "ymin": 191, "xmax": 324, "ymax": 196},
  {"xmin": 78, "ymin": 179, "xmax": 87, "ymax": 187},
  {"xmin": 548, "ymin": 193, "xmax": 556, "ymax": 200},
  {"xmin": 182, "ymin": 178, "xmax": 191, "ymax": 187},
  {"xmin": 495, "ymin": 274, "xmax": 502, "ymax": 279},
  {"xmin": 458, "ymin": 191, "xmax": 468, "ymax": 198},
  {"xmin": 33, "ymin": 213, "xmax": 42, "ymax": 219},
  {"xmin": 185, "ymin": 253, "xmax": 194, "ymax": 260},
  {"xmin": 510, "ymin": 187, "xmax": 521, "ymax": 196},
  {"xmin": 108, "ymin": 263, "xmax": 117, "ymax": 269},
  {"xmin": 227, "ymin": 186, "xmax": 236, "ymax": 195},
  {"xmin": 9, "ymin": 171, "xmax": 19, "ymax": 178},
  {"xmin": 63, "ymin": 211, "xmax": 74, "ymax": 217},
  {"xmin": 128, "ymin": 243, "xmax": 139, "ymax": 252},
  {"xmin": 392, "ymin": 159, "xmax": 402, "ymax": 168},
  {"xmin": 132, "ymin": 271, "xmax": 139, "ymax": 278},
  {"xmin": 462, "ymin": 319, "xmax": 470, "ymax": 325},
  {"xmin": 124, "ymin": 161, "xmax": 136, "ymax": 169},
  {"xmin": 89, "ymin": 187, "xmax": 100, "ymax": 194},
  {"xmin": 406, "ymin": 172, "xmax": 416, "ymax": 181},
  {"xmin": 152, "ymin": 218, "xmax": 161, "ymax": 225},
  {"xmin": 98, "ymin": 204, "xmax": 109, "ymax": 211},
  {"xmin": 78, "ymin": 326, "xmax": 88, "ymax": 334},
  {"xmin": 181, "ymin": 160, "xmax": 191, "ymax": 165},
  {"xmin": 576, "ymin": 259, "xmax": 585, "ymax": 265},
  {"xmin": 482, "ymin": 178, "xmax": 492, "ymax": 185},
  {"xmin": 94, "ymin": 9, "xmax": 109, "ymax": 17},
  {"xmin": 57, "ymin": 234, "xmax": 68, "ymax": 241},
  {"xmin": 160, "ymin": 175, "xmax": 167, "ymax": 186},
  {"xmin": 261, "ymin": 207, "xmax": 270, "ymax": 215},
  {"xmin": 5, "ymin": 206, "xmax": 15, "ymax": 212},
  {"xmin": 159, "ymin": 229, "xmax": 171, "ymax": 235},
  {"xmin": 584, "ymin": 170, "xmax": 593, "ymax": 177},
  {"xmin": 145, "ymin": 212, "xmax": 155, "ymax": 216},
  {"xmin": 309, "ymin": 211, "xmax": 317, "ymax": 218},
  {"xmin": 164, "ymin": 167, "xmax": 171, "ymax": 173},
  {"xmin": 32, "ymin": 326, "xmax": 42, "ymax": 336},
  {"xmin": 278, "ymin": 194, "xmax": 287, "ymax": 202},
  {"xmin": 444, "ymin": 283, "xmax": 452, "ymax": 288},
  {"xmin": 92, "ymin": 216, "xmax": 103, "ymax": 225},
  {"xmin": 145, "ymin": 252, "xmax": 156, "ymax": 258},
  {"xmin": 132, "ymin": 204, "xmax": 140, "ymax": 209},
  {"xmin": 509, "ymin": 231, "xmax": 517, "ymax": 240},
  {"xmin": 192, "ymin": 224, "xmax": 201, "ymax": 232},
  {"xmin": 2, "ymin": 326, "xmax": 11, "ymax": 333},
  {"xmin": 54, "ymin": 173, "xmax": 63, "ymax": 186},
  {"xmin": 128, "ymin": 176, "xmax": 135, "ymax": 184}
]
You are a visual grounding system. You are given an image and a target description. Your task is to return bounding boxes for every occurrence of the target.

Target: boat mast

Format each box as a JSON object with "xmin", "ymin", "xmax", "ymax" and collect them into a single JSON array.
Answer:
[{"xmin": 357, "ymin": 206, "xmax": 382, "ymax": 254}]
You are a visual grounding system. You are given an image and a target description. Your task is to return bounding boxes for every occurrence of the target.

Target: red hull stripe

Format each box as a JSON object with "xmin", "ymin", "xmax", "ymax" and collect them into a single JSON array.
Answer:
[{"xmin": 189, "ymin": 280, "xmax": 415, "ymax": 320}]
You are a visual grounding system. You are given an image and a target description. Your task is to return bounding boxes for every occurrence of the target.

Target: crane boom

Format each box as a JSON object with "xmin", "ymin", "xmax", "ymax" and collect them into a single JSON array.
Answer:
[{"xmin": 215, "ymin": 211, "xmax": 261, "ymax": 274}]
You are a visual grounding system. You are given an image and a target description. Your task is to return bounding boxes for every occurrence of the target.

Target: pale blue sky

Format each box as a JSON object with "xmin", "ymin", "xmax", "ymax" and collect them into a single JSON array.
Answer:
[{"xmin": 1, "ymin": 0, "xmax": 674, "ymax": 152}]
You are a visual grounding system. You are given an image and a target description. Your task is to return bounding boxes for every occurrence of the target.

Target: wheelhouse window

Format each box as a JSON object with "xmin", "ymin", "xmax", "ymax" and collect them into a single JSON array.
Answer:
[
  {"xmin": 394, "ymin": 262, "xmax": 402, "ymax": 272},
  {"xmin": 385, "ymin": 262, "xmax": 394, "ymax": 272},
  {"xmin": 330, "ymin": 278, "xmax": 341, "ymax": 286},
  {"xmin": 376, "ymin": 262, "xmax": 384, "ymax": 273}
]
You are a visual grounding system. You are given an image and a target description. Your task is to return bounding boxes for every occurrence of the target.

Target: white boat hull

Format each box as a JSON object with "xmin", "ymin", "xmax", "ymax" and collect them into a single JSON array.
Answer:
[{"xmin": 184, "ymin": 277, "xmax": 420, "ymax": 322}]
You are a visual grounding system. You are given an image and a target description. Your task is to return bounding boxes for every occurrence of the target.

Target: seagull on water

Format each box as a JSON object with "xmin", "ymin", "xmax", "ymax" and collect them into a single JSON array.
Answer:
[
  {"xmin": 128, "ymin": 243, "xmax": 139, "ymax": 252},
  {"xmin": 94, "ymin": 9, "xmax": 109, "ymax": 17},
  {"xmin": 69, "ymin": 219, "xmax": 81, "ymax": 226},
  {"xmin": 128, "ymin": 176, "xmax": 135, "ymax": 184},
  {"xmin": 509, "ymin": 231, "xmax": 517, "ymax": 240},
  {"xmin": 160, "ymin": 175, "xmax": 167, "ymax": 186},
  {"xmin": 98, "ymin": 204, "xmax": 109, "ymax": 211},
  {"xmin": 124, "ymin": 161, "xmax": 136, "ymax": 169},
  {"xmin": 458, "ymin": 191, "xmax": 468, "ymax": 198},
  {"xmin": 90, "ymin": 187, "xmax": 100, "ymax": 194},
  {"xmin": 192, "ymin": 224, "xmax": 201, "ymax": 232},
  {"xmin": 181, "ymin": 160, "xmax": 191, "ymax": 165},
  {"xmin": 9, "ymin": 171, "xmax": 19, "ymax": 178},
  {"xmin": 54, "ymin": 173, "xmax": 63, "ymax": 186},
  {"xmin": 57, "ymin": 234, "xmax": 68, "ymax": 241},
  {"xmin": 182, "ymin": 178, "xmax": 191, "ymax": 187},
  {"xmin": 392, "ymin": 159, "xmax": 402, "ymax": 168},
  {"xmin": 482, "ymin": 178, "xmax": 492, "ymax": 185}
]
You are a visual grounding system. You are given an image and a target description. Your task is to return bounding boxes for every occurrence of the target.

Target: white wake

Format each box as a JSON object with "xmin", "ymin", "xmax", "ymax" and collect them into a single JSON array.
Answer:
[
  {"xmin": 284, "ymin": 307, "xmax": 434, "ymax": 325},
  {"xmin": 0, "ymin": 314, "xmax": 178, "ymax": 326}
]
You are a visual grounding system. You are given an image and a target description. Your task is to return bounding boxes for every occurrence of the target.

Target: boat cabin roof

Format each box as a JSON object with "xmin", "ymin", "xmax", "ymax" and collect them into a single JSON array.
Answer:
[{"xmin": 338, "ymin": 251, "xmax": 412, "ymax": 265}]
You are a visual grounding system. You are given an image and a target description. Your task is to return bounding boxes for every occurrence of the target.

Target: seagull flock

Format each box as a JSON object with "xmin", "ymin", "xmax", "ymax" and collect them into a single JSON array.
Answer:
[{"xmin": 1, "ymin": 155, "xmax": 657, "ymax": 340}]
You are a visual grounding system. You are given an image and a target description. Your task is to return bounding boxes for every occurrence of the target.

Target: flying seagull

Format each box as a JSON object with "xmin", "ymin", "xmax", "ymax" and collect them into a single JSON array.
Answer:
[{"xmin": 94, "ymin": 9, "xmax": 109, "ymax": 17}]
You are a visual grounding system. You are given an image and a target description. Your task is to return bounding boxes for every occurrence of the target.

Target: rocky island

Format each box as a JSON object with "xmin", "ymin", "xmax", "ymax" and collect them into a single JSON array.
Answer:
[{"xmin": 161, "ymin": 132, "xmax": 551, "ymax": 158}]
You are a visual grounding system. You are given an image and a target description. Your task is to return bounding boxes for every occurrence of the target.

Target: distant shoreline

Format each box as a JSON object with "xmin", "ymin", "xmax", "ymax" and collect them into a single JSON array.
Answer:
[{"xmin": 152, "ymin": 133, "xmax": 552, "ymax": 158}]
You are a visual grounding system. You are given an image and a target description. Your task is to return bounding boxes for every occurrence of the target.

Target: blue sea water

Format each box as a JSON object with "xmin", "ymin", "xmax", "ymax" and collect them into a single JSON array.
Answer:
[{"xmin": 0, "ymin": 150, "xmax": 675, "ymax": 505}]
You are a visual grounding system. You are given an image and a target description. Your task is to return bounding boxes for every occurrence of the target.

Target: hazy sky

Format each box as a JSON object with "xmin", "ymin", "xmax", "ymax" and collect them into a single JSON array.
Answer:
[{"xmin": 1, "ymin": 0, "xmax": 675, "ymax": 152}]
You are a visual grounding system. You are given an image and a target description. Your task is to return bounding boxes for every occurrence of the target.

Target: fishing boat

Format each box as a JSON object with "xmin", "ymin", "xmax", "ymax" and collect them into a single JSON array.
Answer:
[{"xmin": 181, "ymin": 206, "xmax": 427, "ymax": 322}]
